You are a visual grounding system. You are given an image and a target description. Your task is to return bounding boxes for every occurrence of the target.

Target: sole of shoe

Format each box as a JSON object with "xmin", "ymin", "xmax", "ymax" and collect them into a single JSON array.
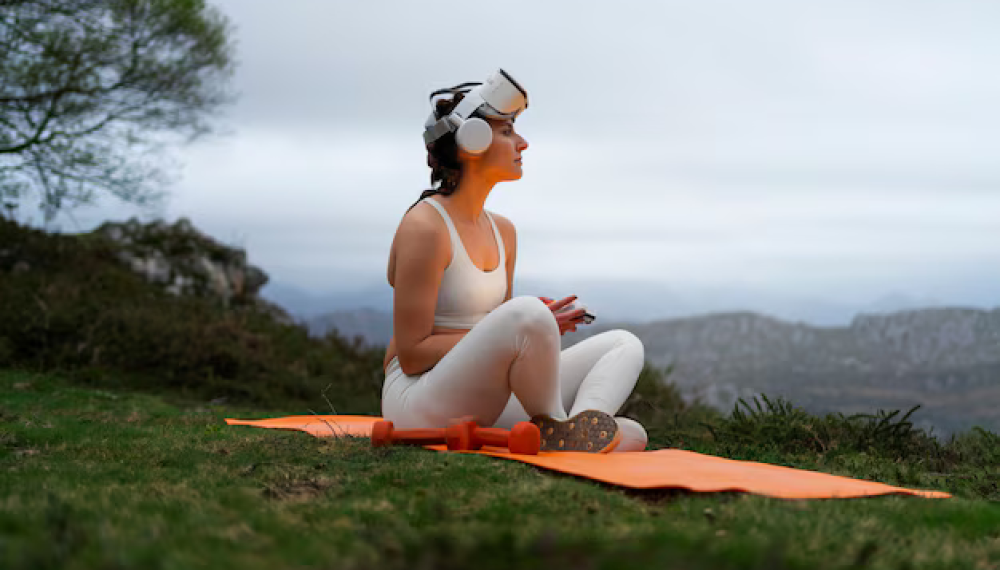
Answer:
[{"xmin": 530, "ymin": 410, "xmax": 622, "ymax": 453}]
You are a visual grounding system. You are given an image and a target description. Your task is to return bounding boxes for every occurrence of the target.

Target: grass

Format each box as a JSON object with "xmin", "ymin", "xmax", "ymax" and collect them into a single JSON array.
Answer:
[
  {"xmin": 2, "ymin": 217, "xmax": 998, "ymax": 568},
  {"xmin": 2, "ymin": 369, "xmax": 998, "ymax": 570}
]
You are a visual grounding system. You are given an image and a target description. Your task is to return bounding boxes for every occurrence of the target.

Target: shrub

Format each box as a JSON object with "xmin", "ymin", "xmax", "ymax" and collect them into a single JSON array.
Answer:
[
  {"xmin": 708, "ymin": 394, "xmax": 937, "ymax": 457},
  {"xmin": 0, "ymin": 218, "xmax": 383, "ymax": 413}
]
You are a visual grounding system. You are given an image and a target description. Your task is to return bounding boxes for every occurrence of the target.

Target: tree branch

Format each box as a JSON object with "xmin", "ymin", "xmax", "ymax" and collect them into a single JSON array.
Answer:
[{"xmin": 0, "ymin": 0, "xmax": 235, "ymax": 217}]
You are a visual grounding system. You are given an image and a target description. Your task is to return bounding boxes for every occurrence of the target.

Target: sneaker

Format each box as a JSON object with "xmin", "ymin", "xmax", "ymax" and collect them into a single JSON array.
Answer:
[{"xmin": 530, "ymin": 410, "xmax": 622, "ymax": 453}]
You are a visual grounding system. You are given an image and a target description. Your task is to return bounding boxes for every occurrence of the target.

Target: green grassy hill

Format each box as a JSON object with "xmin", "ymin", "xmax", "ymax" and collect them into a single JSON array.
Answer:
[
  {"xmin": 1, "ymin": 217, "xmax": 998, "ymax": 569},
  {"xmin": 2, "ymin": 370, "xmax": 998, "ymax": 570}
]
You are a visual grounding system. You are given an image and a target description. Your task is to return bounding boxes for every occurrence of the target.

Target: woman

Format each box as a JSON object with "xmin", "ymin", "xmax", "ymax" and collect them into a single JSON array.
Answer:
[{"xmin": 381, "ymin": 70, "xmax": 648, "ymax": 453}]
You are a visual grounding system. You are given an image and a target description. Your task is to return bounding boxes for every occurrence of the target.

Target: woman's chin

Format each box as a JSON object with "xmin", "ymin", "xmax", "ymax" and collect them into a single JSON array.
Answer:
[{"xmin": 493, "ymin": 166, "xmax": 523, "ymax": 182}]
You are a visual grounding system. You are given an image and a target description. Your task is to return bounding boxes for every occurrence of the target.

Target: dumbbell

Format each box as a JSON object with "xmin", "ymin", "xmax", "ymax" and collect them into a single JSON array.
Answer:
[
  {"xmin": 445, "ymin": 417, "xmax": 541, "ymax": 455},
  {"xmin": 370, "ymin": 418, "xmax": 541, "ymax": 455}
]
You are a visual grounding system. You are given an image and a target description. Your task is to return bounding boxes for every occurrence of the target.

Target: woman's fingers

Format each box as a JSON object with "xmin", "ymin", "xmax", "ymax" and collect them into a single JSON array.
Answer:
[
  {"xmin": 548, "ymin": 295, "xmax": 577, "ymax": 311},
  {"xmin": 542, "ymin": 296, "xmax": 586, "ymax": 335},
  {"xmin": 555, "ymin": 308, "xmax": 587, "ymax": 323}
]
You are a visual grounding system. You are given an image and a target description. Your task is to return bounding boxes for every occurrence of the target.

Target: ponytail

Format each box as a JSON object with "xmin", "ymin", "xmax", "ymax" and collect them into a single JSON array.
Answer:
[{"xmin": 406, "ymin": 92, "xmax": 466, "ymax": 214}]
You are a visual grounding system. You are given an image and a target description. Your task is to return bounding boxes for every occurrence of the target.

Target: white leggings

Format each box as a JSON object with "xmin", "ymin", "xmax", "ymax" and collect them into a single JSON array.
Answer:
[{"xmin": 381, "ymin": 295, "xmax": 648, "ymax": 452}]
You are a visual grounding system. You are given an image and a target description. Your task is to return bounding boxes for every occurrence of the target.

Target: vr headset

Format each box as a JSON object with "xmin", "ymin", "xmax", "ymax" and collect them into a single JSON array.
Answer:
[{"xmin": 423, "ymin": 68, "xmax": 528, "ymax": 155}]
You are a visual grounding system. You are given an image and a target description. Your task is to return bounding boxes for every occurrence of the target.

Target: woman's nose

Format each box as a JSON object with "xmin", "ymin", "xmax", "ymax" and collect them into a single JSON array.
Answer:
[{"xmin": 518, "ymin": 136, "xmax": 529, "ymax": 151}]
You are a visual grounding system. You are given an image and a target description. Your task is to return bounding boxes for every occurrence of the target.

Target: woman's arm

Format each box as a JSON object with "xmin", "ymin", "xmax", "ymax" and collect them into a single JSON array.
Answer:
[{"xmin": 392, "ymin": 210, "xmax": 468, "ymax": 376}]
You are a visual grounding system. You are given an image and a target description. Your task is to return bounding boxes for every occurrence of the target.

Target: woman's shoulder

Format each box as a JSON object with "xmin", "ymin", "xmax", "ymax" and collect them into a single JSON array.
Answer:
[
  {"xmin": 400, "ymin": 196, "xmax": 436, "ymax": 223},
  {"xmin": 395, "ymin": 199, "xmax": 446, "ymax": 245}
]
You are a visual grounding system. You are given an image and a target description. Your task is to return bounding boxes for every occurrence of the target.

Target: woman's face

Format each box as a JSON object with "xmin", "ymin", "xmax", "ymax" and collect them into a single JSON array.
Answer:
[{"xmin": 462, "ymin": 118, "xmax": 529, "ymax": 182}]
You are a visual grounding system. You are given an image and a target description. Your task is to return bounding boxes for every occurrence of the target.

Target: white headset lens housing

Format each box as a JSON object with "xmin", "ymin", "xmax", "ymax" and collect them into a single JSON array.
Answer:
[{"xmin": 477, "ymin": 69, "xmax": 528, "ymax": 119}]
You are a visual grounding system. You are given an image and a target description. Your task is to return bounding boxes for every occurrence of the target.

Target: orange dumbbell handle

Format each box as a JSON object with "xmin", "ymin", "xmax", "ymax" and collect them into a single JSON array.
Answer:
[
  {"xmin": 471, "ymin": 422, "xmax": 541, "ymax": 455},
  {"xmin": 371, "ymin": 420, "xmax": 447, "ymax": 447},
  {"xmin": 390, "ymin": 429, "xmax": 448, "ymax": 445},
  {"xmin": 473, "ymin": 427, "xmax": 512, "ymax": 448}
]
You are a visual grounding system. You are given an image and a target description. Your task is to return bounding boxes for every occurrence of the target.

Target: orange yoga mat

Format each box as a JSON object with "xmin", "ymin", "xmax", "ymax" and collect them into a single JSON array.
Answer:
[{"xmin": 224, "ymin": 415, "xmax": 951, "ymax": 500}]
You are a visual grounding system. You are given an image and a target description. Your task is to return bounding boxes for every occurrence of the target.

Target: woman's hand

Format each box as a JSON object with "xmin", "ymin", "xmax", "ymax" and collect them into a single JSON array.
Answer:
[{"xmin": 538, "ymin": 295, "xmax": 586, "ymax": 335}]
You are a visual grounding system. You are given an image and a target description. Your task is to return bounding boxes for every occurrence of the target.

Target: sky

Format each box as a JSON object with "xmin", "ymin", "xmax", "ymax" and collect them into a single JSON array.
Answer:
[{"xmin": 41, "ymin": 0, "xmax": 1000, "ymax": 320}]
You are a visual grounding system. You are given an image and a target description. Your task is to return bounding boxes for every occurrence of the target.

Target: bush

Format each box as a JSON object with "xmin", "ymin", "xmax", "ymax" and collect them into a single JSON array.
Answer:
[
  {"xmin": 707, "ymin": 394, "xmax": 939, "ymax": 458},
  {"xmin": 620, "ymin": 362, "xmax": 723, "ymax": 448},
  {"xmin": 703, "ymin": 393, "xmax": 999, "ymax": 484},
  {"xmin": 0, "ymin": 218, "xmax": 383, "ymax": 413}
]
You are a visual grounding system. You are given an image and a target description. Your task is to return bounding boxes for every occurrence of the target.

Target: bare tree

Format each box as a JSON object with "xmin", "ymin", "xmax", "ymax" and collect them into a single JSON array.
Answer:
[{"xmin": 0, "ymin": 0, "xmax": 236, "ymax": 221}]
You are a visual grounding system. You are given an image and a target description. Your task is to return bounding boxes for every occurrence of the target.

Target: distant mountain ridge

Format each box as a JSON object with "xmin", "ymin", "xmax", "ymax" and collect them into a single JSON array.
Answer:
[
  {"xmin": 583, "ymin": 307, "xmax": 1000, "ymax": 385},
  {"xmin": 564, "ymin": 307, "xmax": 1000, "ymax": 437},
  {"xmin": 306, "ymin": 307, "xmax": 392, "ymax": 348},
  {"xmin": 305, "ymin": 302, "xmax": 1000, "ymax": 437},
  {"xmin": 260, "ymin": 277, "xmax": 959, "ymax": 327}
]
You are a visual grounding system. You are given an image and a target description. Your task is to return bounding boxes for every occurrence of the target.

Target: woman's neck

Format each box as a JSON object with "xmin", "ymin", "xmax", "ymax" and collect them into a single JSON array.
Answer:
[{"xmin": 441, "ymin": 176, "xmax": 496, "ymax": 225}]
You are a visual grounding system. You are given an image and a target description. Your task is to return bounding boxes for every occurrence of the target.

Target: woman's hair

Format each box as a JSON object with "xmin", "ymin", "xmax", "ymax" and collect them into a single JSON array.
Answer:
[{"xmin": 406, "ymin": 91, "xmax": 468, "ymax": 214}]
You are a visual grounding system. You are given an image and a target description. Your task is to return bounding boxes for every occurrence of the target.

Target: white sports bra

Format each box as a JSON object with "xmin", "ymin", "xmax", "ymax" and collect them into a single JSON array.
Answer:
[{"xmin": 422, "ymin": 197, "xmax": 507, "ymax": 329}]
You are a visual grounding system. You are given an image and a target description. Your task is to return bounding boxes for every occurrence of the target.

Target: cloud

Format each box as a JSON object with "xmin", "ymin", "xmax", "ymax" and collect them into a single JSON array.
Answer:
[{"xmin": 44, "ymin": 0, "xmax": 1000, "ymax": 314}]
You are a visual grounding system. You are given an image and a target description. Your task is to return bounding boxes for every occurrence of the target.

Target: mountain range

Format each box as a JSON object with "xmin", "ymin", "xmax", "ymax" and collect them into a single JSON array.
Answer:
[
  {"xmin": 263, "ymin": 280, "xmax": 999, "ymax": 438},
  {"xmin": 562, "ymin": 307, "xmax": 1000, "ymax": 437},
  {"xmin": 262, "ymin": 276, "xmax": 952, "ymax": 327}
]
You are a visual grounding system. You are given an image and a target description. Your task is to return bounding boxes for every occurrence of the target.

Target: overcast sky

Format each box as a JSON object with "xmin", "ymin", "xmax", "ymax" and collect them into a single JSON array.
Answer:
[{"xmin": 56, "ymin": 0, "xmax": 1000, "ymax": 313}]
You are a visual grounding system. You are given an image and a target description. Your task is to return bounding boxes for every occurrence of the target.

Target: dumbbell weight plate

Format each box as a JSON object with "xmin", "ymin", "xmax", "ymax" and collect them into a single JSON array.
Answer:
[
  {"xmin": 371, "ymin": 420, "xmax": 394, "ymax": 447},
  {"xmin": 508, "ymin": 422, "xmax": 541, "ymax": 455}
]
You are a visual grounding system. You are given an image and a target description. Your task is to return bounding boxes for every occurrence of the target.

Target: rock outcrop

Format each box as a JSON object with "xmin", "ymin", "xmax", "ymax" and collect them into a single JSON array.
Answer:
[{"xmin": 92, "ymin": 217, "xmax": 294, "ymax": 325}]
